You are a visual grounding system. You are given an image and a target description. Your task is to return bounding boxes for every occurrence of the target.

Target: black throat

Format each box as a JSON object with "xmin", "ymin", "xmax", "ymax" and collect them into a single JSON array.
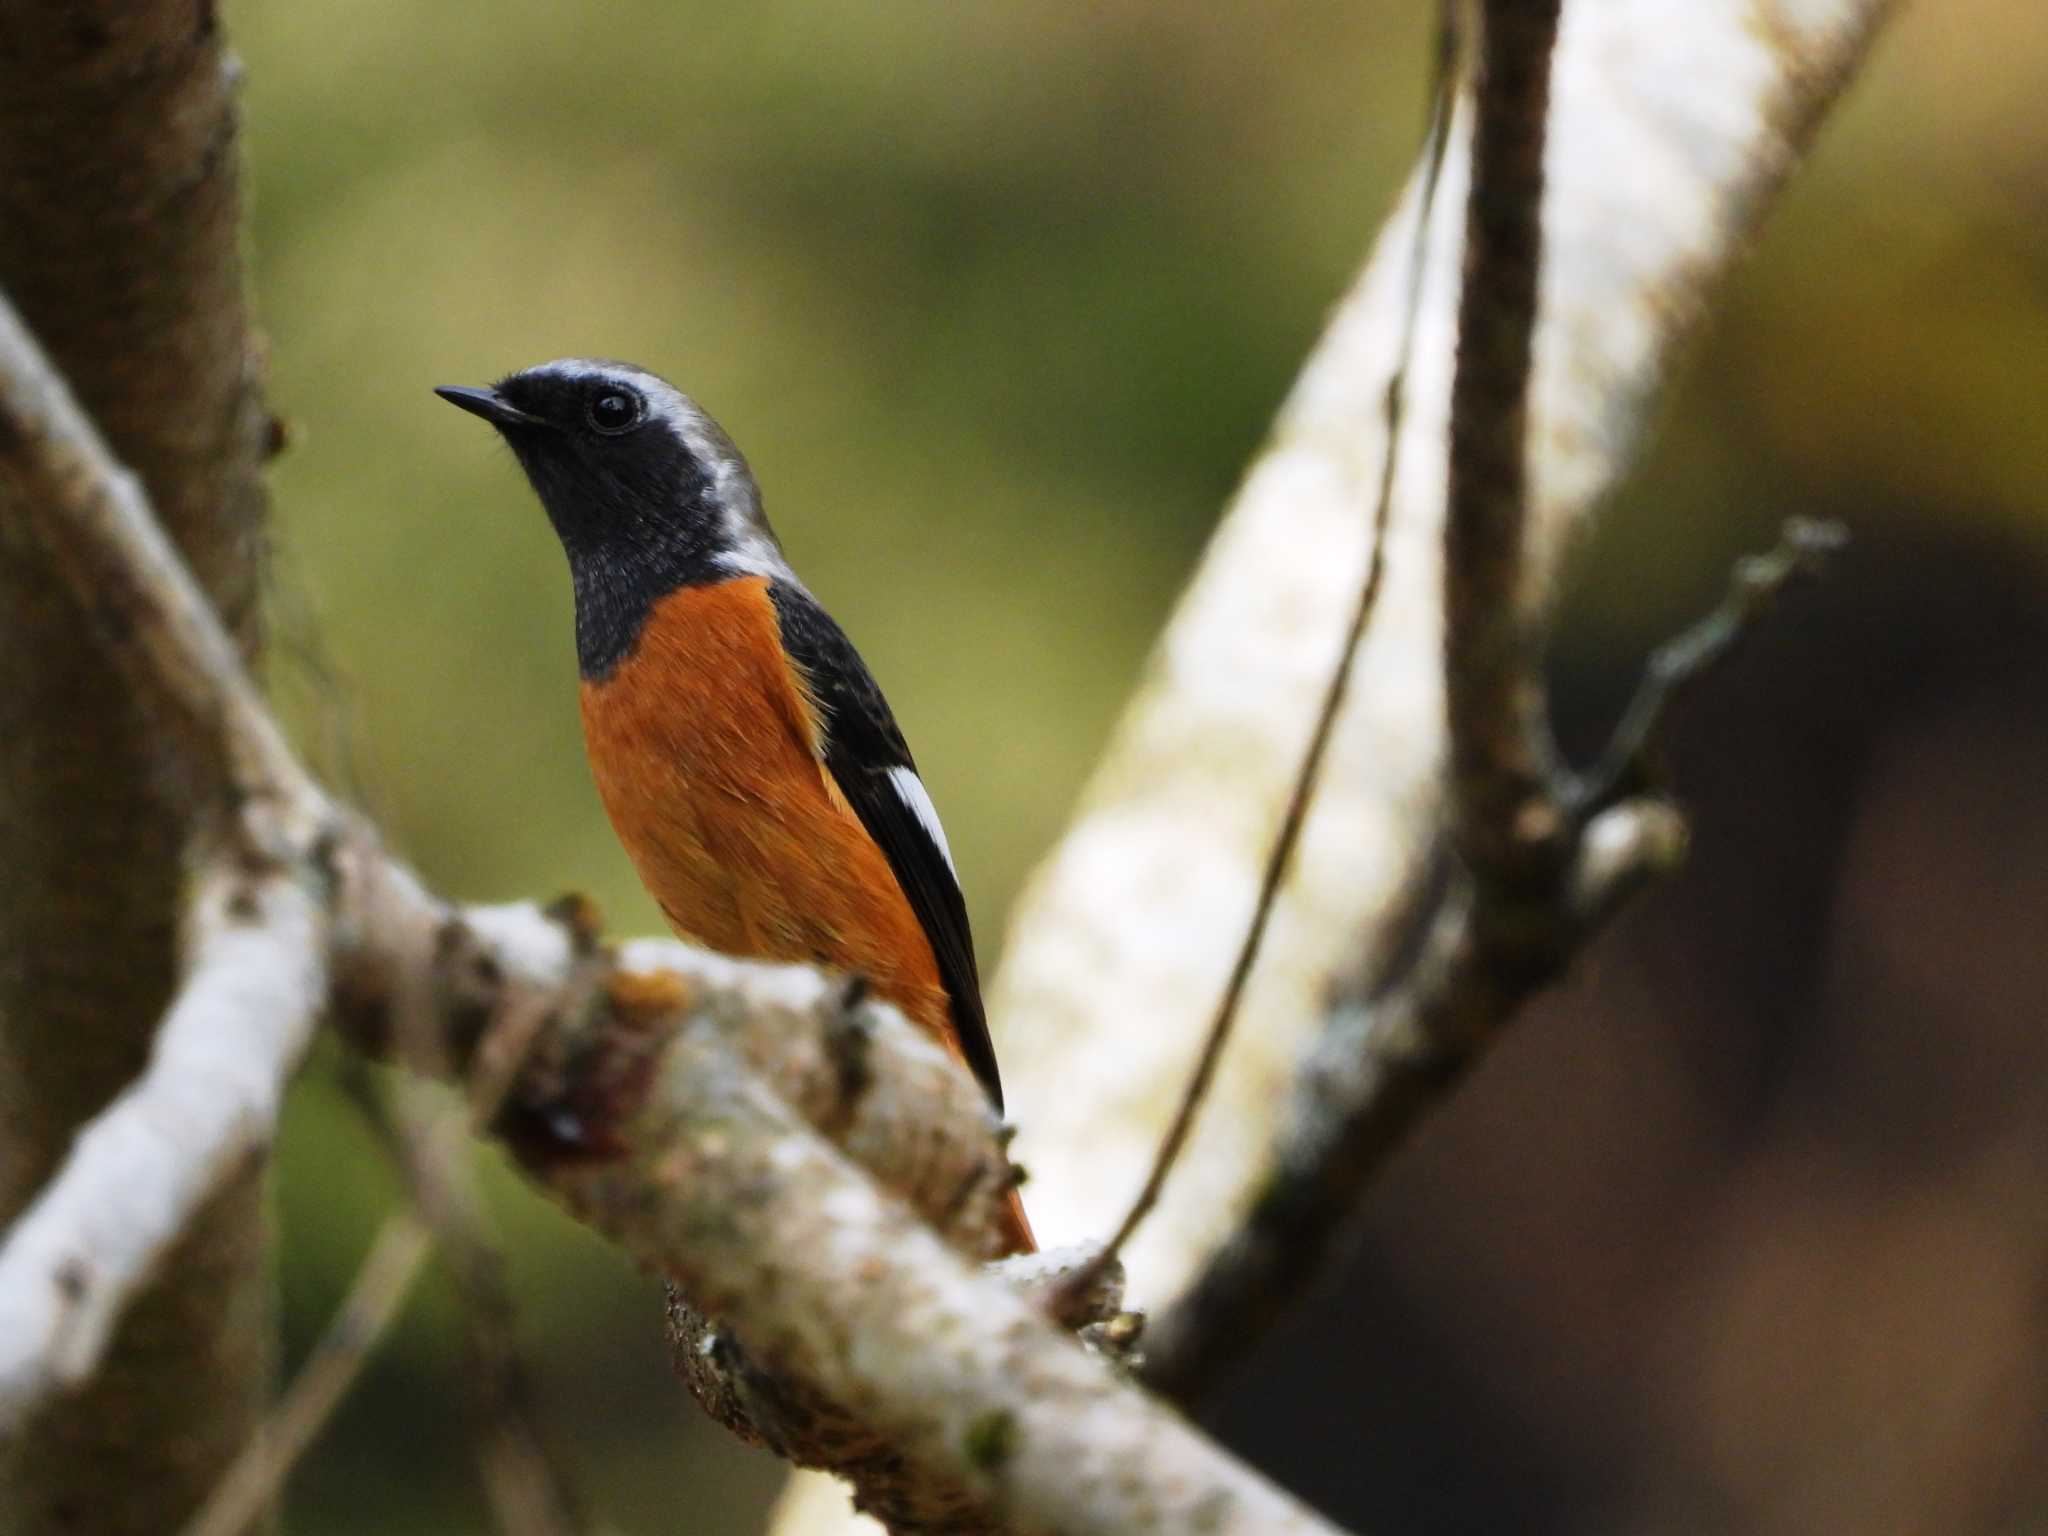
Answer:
[
  {"xmin": 499, "ymin": 422, "xmax": 734, "ymax": 680},
  {"xmin": 564, "ymin": 537, "xmax": 730, "ymax": 680}
]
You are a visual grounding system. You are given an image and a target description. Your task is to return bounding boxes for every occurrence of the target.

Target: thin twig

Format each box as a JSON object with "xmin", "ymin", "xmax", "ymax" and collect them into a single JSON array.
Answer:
[
  {"xmin": 177, "ymin": 974, "xmax": 584, "ymax": 1536},
  {"xmin": 969, "ymin": 0, "xmax": 1896, "ymax": 1415},
  {"xmin": 1057, "ymin": 5, "xmax": 1465, "ymax": 1308},
  {"xmin": 1147, "ymin": 0, "xmax": 1573, "ymax": 1402},
  {"xmin": 371, "ymin": 892, "xmax": 585, "ymax": 1536},
  {"xmin": 1575, "ymin": 517, "xmax": 1850, "ymax": 812},
  {"xmin": 1144, "ymin": 516, "xmax": 1844, "ymax": 1401},
  {"xmin": 354, "ymin": 1068, "xmax": 589, "ymax": 1536},
  {"xmin": 179, "ymin": 1212, "xmax": 436, "ymax": 1536}
]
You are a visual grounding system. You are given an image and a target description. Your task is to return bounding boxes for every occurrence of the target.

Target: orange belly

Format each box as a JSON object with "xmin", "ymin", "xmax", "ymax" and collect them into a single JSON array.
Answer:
[
  {"xmin": 580, "ymin": 576, "xmax": 1032, "ymax": 1254},
  {"xmin": 578, "ymin": 577, "xmax": 955, "ymax": 1049}
]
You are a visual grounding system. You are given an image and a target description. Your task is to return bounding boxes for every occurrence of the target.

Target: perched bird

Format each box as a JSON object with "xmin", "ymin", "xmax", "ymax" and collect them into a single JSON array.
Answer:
[{"xmin": 437, "ymin": 359, "xmax": 1032, "ymax": 1252}]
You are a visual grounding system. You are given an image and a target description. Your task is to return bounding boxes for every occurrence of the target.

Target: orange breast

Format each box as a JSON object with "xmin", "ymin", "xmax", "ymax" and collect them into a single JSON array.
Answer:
[{"xmin": 579, "ymin": 577, "xmax": 954, "ymax": 1050}]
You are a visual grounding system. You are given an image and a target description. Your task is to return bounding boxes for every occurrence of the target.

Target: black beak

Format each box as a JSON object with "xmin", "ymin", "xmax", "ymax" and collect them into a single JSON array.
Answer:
[{"xmin": 434, "ymin": 385, "xmax": 545, "ymax": 429}]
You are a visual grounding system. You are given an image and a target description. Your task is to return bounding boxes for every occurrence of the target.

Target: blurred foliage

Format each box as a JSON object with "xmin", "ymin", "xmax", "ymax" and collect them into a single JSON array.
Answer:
[{"xmin": 228, "ymin": 0, "xmax": 2047, "ymax": 1532}]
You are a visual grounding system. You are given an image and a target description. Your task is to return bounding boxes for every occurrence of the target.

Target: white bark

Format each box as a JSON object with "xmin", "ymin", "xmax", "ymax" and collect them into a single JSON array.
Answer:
[
  {"xmin": 555, "ymin": 1012, "xmax": 1345, "ymax": 1536},
  {"xmin": 0, "ymin": 284, "xmax": 1337, "ymax": 1532},
  {"xmin": 0, "ymin": 859, "xmax": 327, "ymax": 1430},
  {"xmin": 0, "ymin": 0, "xmax": 1899, "ymax": 1525},
  {"xmin": 990, "ymin": 0, "xmax": 1895, "ymax": 1311},
  {"xmin": 774, "ymin": 0, "xmax": 1895, "ymax": 1512}
]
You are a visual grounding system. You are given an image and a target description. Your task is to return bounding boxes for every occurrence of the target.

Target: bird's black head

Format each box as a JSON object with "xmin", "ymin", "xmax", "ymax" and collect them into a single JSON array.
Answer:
[{"xmin": 437, "ymin": 359, "xmax": 785, "ymax": 677}]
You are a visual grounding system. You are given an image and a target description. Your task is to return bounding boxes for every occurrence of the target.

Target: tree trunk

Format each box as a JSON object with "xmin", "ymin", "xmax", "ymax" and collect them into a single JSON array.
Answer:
[{"xmin": 0, "ymin": 3, "xmax": 273, "ymax": 1530}]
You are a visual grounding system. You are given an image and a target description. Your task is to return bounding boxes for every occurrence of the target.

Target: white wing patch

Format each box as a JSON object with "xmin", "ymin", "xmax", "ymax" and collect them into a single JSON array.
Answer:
[{"xmin": 886, "ymin": 766, "xmax": 958, "ymax": 881}]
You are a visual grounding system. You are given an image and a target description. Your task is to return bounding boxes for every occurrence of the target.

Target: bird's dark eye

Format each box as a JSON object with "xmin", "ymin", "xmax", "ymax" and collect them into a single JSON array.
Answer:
[{"xmin": 587, "ymin": 389, "xmax": 642, "ymax": 434}]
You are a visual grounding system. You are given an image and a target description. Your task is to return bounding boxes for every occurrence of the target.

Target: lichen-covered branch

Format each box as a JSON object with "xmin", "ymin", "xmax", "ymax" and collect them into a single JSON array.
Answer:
[
  {"xmin": 0, "ymin": 287, "xmax": 1346, "ymax": 1536},
  {"xmin": 339, "ymin": 869, "xmax": 1332, "ymax": 1535},
  {"xmin": 330, "ymin": 869, "xmax": 1029, "ymax": 1269},
  {"xmin": 1142, "ymin": 0, "xmax": 1887, "ymax": 1402},
  {"xmin": 952, "ymin": 0, "xmax": 1897, "ymax": 1423},
  {"xmin": 547, "ymin": 1015, "xmax": 1334, "ymax": 1536},
  {"xmin": 0, "ymin": 293, "xmax": 318, "ymax": 833},
  {"xmin": 1146, "ymin": 516, "xmax": 1844, "ymax": 1399},
  {"xmin": 0, "ymin": 857, "xmax": 327, "ymax": 1434},
  {"xmin": 666, "ymin": 1243, "xmax": 1130, "ymax": 1535}
]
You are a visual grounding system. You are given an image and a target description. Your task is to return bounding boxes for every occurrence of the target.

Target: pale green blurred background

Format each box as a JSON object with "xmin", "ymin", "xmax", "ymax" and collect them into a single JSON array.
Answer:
[{"xmin": 236, "ymin": 2, "xmax": 2048, "ymax": 1532}]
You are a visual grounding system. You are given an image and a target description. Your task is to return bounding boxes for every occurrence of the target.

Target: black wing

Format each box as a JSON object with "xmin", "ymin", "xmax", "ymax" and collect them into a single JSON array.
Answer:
[{"xmin": 766, "ymin": 581, "xmax": 1002, "ymax": 1109}]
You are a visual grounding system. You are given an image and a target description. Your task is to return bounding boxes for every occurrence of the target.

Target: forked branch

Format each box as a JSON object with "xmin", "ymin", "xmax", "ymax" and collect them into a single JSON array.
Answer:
[{"xmin": 1142, "ymin": 0, "xmax": 1853, "ymax": 1401}]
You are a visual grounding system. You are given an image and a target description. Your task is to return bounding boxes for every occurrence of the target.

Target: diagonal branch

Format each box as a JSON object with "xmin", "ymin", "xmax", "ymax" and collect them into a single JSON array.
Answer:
[
  {"xmin": 0, "ymin": 856, "xmax": 328, "ymax": 1426},
  {"xmin": 178, "ymin": 1055, "xmax": 593, "ymax": 1536},
  {"xmin": 1139, "ymin": 0, "xmax": 1881, "ymax": 1402},
  {"xmin": 179, "ymin": 1210, "xmax": 435, "ymax": 1536},
  {"xmin": 1054, "ymin": 1, "xmax": 1466, "ymax": 1315},
  {"xmin": 358, "ymin": 1074, "xmax": 590, "ymax": 1536},
  {"xmin": 1575, "ymin": 518, "xmax": 1852, "ymax": 814},
  {"xmin": 1147, "ymin": 518, "xmax": 1842, "ymax": 1400},
  {"xmin": 968, "ymin": 18, "xmax": 1897, "ymax": 1403},
  {"xmin": 0, "ymin": 287, "xmax": 1355, "ymax": 1536},
  {"xmin": 0, "ymin": 295, "xmax": 318, "ymax": 832}
]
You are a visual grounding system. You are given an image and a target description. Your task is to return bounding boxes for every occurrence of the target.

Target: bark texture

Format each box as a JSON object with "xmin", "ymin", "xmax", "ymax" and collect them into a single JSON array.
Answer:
[
  {"xmin": 975, "ymin": 0, "xmax": 1898, "ymax": 1326},
  {"xmin": 0, "ymin": 3, "xmax": 272, "ymax": 1529},
  {"xmin": 773, "ymin": 5, "xmax": 1898, "ymax": 1523},
  {"xmin": 0, "ymin": 261, "xmax": 1328, "ymax": 1518}
]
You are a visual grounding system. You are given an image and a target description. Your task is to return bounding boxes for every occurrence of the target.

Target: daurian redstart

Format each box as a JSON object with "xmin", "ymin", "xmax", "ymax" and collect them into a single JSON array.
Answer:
[{"xmin": 438, "ymin": 360, "xmax": 1032, "ymax": 1253}]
